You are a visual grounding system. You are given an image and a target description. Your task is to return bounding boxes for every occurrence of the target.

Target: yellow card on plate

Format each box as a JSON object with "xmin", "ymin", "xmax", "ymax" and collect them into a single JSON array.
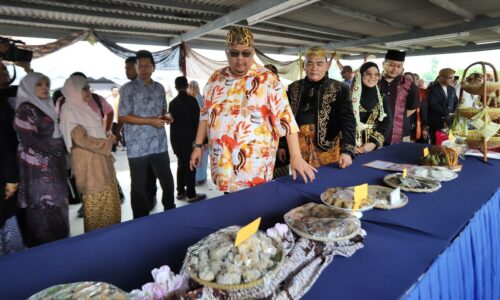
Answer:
[
  {"xmin": 235, "ymin": 217, "xmax": 261, "ymax": 247},
  {"xmin": 402, "ymin": 168, "xmax": 407, "ymax": 178},
  {"xmin": 353, "ymin": 183, "xmax": 368, "ymax": 212},
  {"xmin": 423, "ymin": 147, "xmax": 429, "ymax": 157},
  {"xmin": 448, "ymin": 131, "xmax": 455, "ymax": 141}
]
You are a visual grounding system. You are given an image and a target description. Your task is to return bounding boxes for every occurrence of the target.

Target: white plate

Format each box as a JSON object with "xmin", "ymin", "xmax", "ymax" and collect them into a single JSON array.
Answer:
[
  {"xmin": 369, "ymin": 185, "xmax": 409, "ymax": 210},
  {"xmin": 409, "ymin": 166, "xmax": 458, "ymax": 182},
  {"xmin": 320, "ymin": 187, "xmax": 376, "ymax": 212},
  {"xmin": 384, "ymin": 173, "xmax": 441, "ymax": 193}
]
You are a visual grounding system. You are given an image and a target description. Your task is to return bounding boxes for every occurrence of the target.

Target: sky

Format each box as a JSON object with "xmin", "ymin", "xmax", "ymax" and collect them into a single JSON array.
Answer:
[{"xmin": 6, "ymin": 36, "xmax": 500, "ymax": 98}]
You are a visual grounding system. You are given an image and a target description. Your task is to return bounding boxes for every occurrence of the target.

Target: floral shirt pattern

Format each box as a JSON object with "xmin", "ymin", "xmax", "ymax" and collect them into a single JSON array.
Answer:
[{"xmin": 201, "ymin": 64, "xmax": 298, "ymax": 192}]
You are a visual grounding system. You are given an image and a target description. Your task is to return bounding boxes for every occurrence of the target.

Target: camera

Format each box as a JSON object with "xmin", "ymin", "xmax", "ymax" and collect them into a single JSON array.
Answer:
[{"xmin": 0, "ymin": 37, "xmax": 33, "ymax": 63}]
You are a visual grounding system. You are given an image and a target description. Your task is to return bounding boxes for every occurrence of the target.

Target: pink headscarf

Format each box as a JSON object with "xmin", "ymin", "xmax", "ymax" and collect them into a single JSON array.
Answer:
[{"xmin": 59, "ymin": 75, "xmax": 106, "ymax": 152}]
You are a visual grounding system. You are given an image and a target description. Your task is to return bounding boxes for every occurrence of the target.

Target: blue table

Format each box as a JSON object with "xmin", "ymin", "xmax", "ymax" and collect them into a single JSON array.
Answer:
[{"xmin": 0, "ymin": 143, "xmax": 499, "ymax": 299}]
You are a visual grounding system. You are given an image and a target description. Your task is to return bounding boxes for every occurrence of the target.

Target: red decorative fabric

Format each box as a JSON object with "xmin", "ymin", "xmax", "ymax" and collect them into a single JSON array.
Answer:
[{"xmin": 390, "ymin": 79, "xmax": 412, "ymax": 144}]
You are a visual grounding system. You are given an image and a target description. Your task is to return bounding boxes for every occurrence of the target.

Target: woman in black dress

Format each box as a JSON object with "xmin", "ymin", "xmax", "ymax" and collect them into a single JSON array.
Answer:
[
  {"xmin": 351, "ymin": 62, "xmax": 392, "ymax": 154},
  {"xmin": 14, "ymin": 72, "xmax": 69, "ymax": 247}
]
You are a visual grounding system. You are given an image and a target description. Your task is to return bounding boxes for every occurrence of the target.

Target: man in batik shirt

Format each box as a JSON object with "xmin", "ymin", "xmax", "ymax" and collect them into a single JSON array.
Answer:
[
  {"xmin": 379, "ymin": 50, "xmax": 419, "ymax": 145},
  {"xmin": 119, "ymin": 50, "xmax": 175, "ymax": 218},
  {"xmin": 190, "ymin": 27, "xmax": 316, "ymax": 193}
]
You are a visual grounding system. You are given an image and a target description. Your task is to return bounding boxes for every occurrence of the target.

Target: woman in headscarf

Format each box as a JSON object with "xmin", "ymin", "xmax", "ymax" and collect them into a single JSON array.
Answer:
[
  {"xmin": 351, "ymin": 62, "xmax": 392, "ymax": 154},
  {"xmin": 283, "ymin": 46, "xmax": 356, "ymax": 169},
  {"xmin": 14, "ymin": 72, "xmax": 68, "ymax": 247},
  {"xmin": 0, "ymin": 62, "xmax": 25, "ymax": 254},
  {"xmin": 60, "ymin": 75, "xmax": 120, "ymax": 232}
]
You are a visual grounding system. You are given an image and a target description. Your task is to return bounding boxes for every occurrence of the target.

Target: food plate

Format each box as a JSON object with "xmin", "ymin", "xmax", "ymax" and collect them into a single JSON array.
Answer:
[
  {"xmin": 439, "ymin": 164, "xmax": 462, "ymax": 172},
  {"xmin": 28, "ymin": 282, "xmax": 127, "ymax": 300},
  {"xmin": 369, "ymin": 185, "xmax": 409, "ymax": 210},
  {"xmin": 408, "ymin": 166, "xmax": 458, "ymax": 182},
  {"xmin": 421, "ymin": 145, "xmax": 462, "ymax": 172},
  {"xmin": 320, "ymin": 187, "xmax": 376, "ymax": 212},
  {"xmin": 384, "ymin": 173, "xmax": 441, "ymax": 193},
  {"xmin": 284, "ymin": 202, "xmax": 361, "ymax": 242},
  {"xmin": 184, "ymin": 226, "xmax": 284, "ymax": 290}
]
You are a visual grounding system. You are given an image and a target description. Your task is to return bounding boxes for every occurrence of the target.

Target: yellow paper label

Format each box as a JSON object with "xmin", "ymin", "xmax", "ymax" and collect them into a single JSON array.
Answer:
[
  {"xmin": 353, "ymin": 184, "xmax": 368, "ymax": 213},
  {"xmin": 402, "ymin": 168, "xmax": 407, "ymax": 178},
  {"xmin": 235, "ymin": 217, "xmax": 261, "ymax": 247},
  {"xmin": 448, "ymin": 131, "xmax": 455, "ymax": 142},
  {"xmin": 423, "ymin": 147, "xmax": 429, "ymax": 157}
]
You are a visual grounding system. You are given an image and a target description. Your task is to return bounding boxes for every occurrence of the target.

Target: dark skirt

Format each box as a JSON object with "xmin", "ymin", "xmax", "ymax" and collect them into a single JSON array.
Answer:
[{"xmin": 0, "ymin": 216, "xmax": 25, "ymax": 256}]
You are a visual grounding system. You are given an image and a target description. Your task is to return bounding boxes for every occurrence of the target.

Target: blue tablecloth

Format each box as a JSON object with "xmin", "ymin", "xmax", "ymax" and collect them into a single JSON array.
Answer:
[
  {"xmin": 406, "ymin": 190, "xmax": 500, "ymax": 300},
  {"xmin": 0, "ymin": 143, "xmax": 499, "ymax": 299}
]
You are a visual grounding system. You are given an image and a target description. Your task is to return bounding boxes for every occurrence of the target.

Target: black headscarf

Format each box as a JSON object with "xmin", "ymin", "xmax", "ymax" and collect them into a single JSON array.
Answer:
[{"xmin": 359, "ymin": 62, "xmax": 380, "ymax": 108}]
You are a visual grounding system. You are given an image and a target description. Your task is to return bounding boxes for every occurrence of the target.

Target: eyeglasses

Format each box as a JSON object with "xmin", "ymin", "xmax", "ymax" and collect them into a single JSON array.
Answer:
[{"xmin": 227, "ymin": 49, "xmax": 253, "ymax": 58}]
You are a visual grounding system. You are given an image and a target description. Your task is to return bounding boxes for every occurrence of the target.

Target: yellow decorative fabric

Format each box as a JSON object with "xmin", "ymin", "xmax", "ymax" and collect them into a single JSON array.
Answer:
[
  {"xmin": 82, "ymin": 182, "xmax": 121, "ymax": 232},
  {"xmin": 226, "ymin": 27, "xmax": 254, "ymax": 47},
  {"xmin": 298, "ymin": 124, "xmax": 340, "ymax": 168}
]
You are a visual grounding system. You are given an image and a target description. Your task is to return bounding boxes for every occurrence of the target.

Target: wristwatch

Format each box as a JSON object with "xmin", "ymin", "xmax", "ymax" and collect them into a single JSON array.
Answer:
[{"xmin": 193, "ymin": 143, "xmax": 203, "ymax": 149}]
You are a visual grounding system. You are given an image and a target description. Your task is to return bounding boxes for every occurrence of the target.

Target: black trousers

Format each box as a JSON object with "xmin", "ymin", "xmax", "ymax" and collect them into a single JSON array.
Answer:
[
  {"xmin": 146, "ymin": 164, "xmax": 157, "ymax": 207},
  {"xmin": 176, "ymin": 155, "xmax": 196, "ymax": 198},
  {"xmin": 128, "ymin": 151, "xmax": 174, "ymax": 218},
  {"xmin": 429, "ymin": 127, "xmax": 440, "ymax": 145}
]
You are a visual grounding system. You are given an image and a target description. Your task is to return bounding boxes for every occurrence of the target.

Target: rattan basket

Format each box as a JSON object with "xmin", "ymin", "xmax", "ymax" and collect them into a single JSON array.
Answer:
[
  {"xmin": 185, "ymin": 226, "xmax": 284, "ymax": 291},
  {"xmin": 456, "ymin": 107, "xmax": 500, "ymax": 119},
  {"xmin": 465, "ymin": 130, "xmax": 500, "ymax": 149},
  {"xmin": 383, "ymin": 173, "xmax": 441, "ymax": 193},
  {"xmin": 462, "ymin": 82, "xmax": 500, "ymax": 95},
  {"xmin": 459, "ymin": 62, "xmax": 500, "ymax": 161}
]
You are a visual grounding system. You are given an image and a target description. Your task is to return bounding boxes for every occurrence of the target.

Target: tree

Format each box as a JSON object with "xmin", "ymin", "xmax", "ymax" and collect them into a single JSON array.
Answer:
[{"xmin": 422, "ymin": 58, "xmax": 440, "ymax": 82}]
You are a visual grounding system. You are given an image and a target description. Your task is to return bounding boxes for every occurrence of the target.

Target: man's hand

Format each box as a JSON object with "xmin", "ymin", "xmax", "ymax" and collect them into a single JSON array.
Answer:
[
  {"xmin": 338, "ymin": 153, "xmax": 352, "ymax": 169},
  {"xmin": 163, "ymin": 113, "xmax": 174, "ymax": 125},
  {"xmin": 290, "ymin": 155, "xmax": 317, "ymax": 183},
  {"xmin": 115, "ymin": 131, "xmax": 122, "ymax": 145},
  {"xmin": 14, "ymin": 61, "xmax": 32, "ymax": 73},
  {"xmin": 190, "ymin": 147, "xmax": 202, "ymax": 171},
  {"xmin": 5, "ymin": 183, "xmax": 18, "ymax": 199},
  {"xmin": 277, "ymin": 148, "xmax": 287, "ymax": 163},
  {"xmin": 149, "ymin": 117, "xmax": 166, "ymax": 128}
]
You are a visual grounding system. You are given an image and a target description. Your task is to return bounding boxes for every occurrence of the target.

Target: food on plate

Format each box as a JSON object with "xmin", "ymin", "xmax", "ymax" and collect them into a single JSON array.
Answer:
[
  {"xmin": 421, "ymin": 145, "xmax": 459, "ymax": 167},
  {"xmin": 186, "ymin": 227, "xmax": 282, "ymax": 287},
  {"xmin": 320, "ymin": 187, "xmax": 375, "ymax": 211},
  {"xmin": 384, "ymin": 173, "xmax": 441, "ymax": 193},
  {"xmin": 368, "ymin": 185, "xmax": 409, "ymax": 209},
  {"xmin": 284, "ymin": 203, "xmax": 361, "ymax": 242},
  {"xmin": 409, "ymin": 166, "xmax": 457, "ymax": 181},
  {"xmin": 29, "ymin": 282, "xmax": 127, "ymax": 300}
]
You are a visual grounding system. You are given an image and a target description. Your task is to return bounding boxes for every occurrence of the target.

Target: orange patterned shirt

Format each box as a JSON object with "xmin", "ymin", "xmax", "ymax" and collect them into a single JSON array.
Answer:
[{"xmin": 201, "ymin": 64, "xmax": 299, "ymax": 192}]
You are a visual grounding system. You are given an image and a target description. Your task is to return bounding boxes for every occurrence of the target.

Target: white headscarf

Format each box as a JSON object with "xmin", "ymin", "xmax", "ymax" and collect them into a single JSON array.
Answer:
[
  {"xmin": 60, "ymin": 75, "xmax": 106, "ymax": 152},
  {"xmin": 15, "ymin": 72, "xmax": 62, "ymax": 138}
]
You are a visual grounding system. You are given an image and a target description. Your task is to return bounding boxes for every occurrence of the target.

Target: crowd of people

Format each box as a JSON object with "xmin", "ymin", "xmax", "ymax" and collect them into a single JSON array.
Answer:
[{"xmin": 0, "ymin": 26, "xmax": 474, "ymax": 255}]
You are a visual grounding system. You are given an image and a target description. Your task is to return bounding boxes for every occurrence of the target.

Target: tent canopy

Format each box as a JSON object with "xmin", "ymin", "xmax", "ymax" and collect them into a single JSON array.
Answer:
[{"xmin": 1, "ymin": 0, "xmax": 500, "ymax": 58}]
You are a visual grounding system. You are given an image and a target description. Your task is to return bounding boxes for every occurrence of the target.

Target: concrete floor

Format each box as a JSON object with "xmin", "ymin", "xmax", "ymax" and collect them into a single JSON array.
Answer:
[{"xmin": 69, "ymin": 148, "xmax": 223, "ymax": 237}]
